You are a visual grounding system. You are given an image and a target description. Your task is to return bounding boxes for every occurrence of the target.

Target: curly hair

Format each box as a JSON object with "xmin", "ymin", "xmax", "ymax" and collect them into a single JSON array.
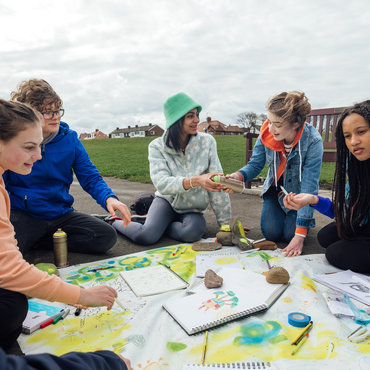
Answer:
[
  {"xmin": 333, "ymin": 100, "xmax": 370, "ymax": 239},
  {"xmin": 0, "ymin": 99, "xmax": 41, "ymax": 142},
  {"xmin": 10, "ymin": 79, "xmax": 62, "ymax": 112},
  {"xmin": 267, "ymin": 91, "xmax": 311, "ymax": 129}
]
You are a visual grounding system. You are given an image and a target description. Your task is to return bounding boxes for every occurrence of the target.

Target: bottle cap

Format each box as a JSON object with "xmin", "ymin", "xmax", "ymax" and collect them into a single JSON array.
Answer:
[{"xmin": 213, "ymin": 175, "xmax": 220, "ymax": 183}]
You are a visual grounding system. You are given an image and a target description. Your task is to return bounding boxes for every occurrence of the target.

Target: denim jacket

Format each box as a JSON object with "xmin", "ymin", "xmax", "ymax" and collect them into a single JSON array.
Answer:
[{"xmin": 237, "ymin": 121, "xmax": 323, "ymax": 229}]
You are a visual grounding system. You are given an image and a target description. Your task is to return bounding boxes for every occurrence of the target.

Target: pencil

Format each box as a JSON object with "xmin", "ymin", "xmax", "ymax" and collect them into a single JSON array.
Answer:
[
  {"xmin": 201, "ymin": 331, "xmax": 208, "ymax": 364},
  {"xmin": 114, "ymin": 298, "xmax": 126, "ymax": 311},
  {"xmin": 291, "ymin": 321, "xmax": 313, "ymax": 345},
  {"xmin": 280, "ymin": 185, "xmax": 289, "ymax": 196},
  {"xmin": 291, "ymin": 333, "xmax": 309, "ymax": 355},
  {"xmin": 172, "ymin": 246, "xmax": 180, "ymax": 256}
]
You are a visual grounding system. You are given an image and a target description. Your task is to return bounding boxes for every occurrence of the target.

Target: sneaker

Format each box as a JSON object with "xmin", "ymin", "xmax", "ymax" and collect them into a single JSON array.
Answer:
[
  {"xmin": 91, "ymin": 214, "xmax": 122, "ymax": 225},
  {"xmin": 131, "ymin": 215, "xmax": 147, "ymax": 225},
  {"xmin": 230, "ymin": 217, "xmax": 253, "ymax": 251}
]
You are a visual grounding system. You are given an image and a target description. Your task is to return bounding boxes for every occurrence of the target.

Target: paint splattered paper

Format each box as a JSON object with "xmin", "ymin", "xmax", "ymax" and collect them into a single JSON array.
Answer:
[
  {"xmin": 17, "ymin": 246, "xmax": 370, "ymax": 369},
  {"xmin": 163, "ymin": 268, "xmax": 288, "ymax": 335}
]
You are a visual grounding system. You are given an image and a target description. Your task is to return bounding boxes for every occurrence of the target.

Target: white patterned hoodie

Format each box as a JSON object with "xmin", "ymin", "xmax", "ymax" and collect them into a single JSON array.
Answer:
[{"xmin": 148, "ymin": 132, "xmax": 231, "ymax": 226}]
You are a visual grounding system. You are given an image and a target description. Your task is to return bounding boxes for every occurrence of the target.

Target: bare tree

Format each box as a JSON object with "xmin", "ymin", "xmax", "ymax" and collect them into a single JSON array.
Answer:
[{"xmin": 236, "ymin": 112, "xmax": 260, "ymax": 133}]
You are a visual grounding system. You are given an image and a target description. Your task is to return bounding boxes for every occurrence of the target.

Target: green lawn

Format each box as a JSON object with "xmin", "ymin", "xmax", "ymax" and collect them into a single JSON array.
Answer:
[{"xmin": 82, "ymin": 136, "xmax": 335, "ymax": 185}]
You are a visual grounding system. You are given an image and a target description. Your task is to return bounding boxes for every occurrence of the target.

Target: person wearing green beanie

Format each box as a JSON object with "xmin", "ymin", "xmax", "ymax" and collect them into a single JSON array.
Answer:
[{"xmin": 112, "ymin": 92, "xmax": 231, "ymax": 245}]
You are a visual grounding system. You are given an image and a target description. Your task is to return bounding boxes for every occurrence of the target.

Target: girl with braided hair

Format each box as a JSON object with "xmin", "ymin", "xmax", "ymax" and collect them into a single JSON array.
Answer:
[{"xmin": 284, "ymin": 100, "xmax": 370, "ymax": 273}]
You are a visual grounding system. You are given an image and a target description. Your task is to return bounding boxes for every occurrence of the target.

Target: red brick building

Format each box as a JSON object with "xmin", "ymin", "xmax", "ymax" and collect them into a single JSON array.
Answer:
[
  {"xmin": 109, "ymin": 124, "xmax": 164, "ymax": 138},
  {"xmin": 79, "ymin": 129, "xmax": 108, "ymax": 140},
  {"xmin": 198, "ymin": 117, "xmax": 248, "ymax": 135}
]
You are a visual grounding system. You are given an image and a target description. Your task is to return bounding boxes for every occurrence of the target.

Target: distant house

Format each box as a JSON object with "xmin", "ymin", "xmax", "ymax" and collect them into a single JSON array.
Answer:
[
  {"xmin": 79, "ymin": 129, "xmax": 108, "ymax": 140},
  {"xmin": 109, "ymin": 124, "xmax": 164, "ymax": 138},
  {"xmin": 198, "ymin": 117, "xmax": 249, "ymax": 135}
]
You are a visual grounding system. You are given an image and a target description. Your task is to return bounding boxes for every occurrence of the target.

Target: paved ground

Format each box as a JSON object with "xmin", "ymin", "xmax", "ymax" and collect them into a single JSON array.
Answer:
[{"xmin": 25, "ymin": 177, "xmax": 330, "ymax": 266}]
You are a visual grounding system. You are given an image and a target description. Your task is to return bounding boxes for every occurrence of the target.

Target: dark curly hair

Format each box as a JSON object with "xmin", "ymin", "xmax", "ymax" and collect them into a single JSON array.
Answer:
[
  {"xmin": 333, "ymin": 100, "xmax": 370, "ymax": 239},
  {"xmin": 11, "ymin": 79, "xmax": 62, "ymax": 112}
]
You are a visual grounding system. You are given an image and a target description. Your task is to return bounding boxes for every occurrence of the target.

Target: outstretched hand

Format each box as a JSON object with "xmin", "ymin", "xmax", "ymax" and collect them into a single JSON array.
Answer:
[
  {"xmin": 223, "ymin": 173, "xmax": 242, "ymax": 194},
  {"xmin": 283, "ymin": 193, "xmax": 318, "ymax": 211},
  {"xmin": 106, "ymin": 197, "xmax": 131, "ymax": 227},
  {"xmin": 78, "ymin": 285, "xmax": 118, "ymax": 310},
  {"xmin": 196, "ymin": 172, "xmax": 225, "ymax": 192},
  {"xmin": 282, "ymin": 235, "xmax": 305, "ymax": 257}
]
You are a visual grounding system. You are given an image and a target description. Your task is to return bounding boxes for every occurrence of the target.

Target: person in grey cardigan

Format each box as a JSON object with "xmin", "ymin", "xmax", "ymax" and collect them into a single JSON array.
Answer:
[{"xmin": 113, "ymin": 92, "xmax": 231, "ymax": 245}]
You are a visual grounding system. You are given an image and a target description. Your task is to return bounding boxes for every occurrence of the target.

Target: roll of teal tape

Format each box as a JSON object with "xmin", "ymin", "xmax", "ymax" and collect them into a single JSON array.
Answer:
[{"xmin": 288, "ymin": 312, "xmax": 311, "ymax": 327}]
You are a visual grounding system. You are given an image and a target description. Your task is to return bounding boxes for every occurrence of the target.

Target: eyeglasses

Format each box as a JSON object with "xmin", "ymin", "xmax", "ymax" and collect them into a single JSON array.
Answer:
[{"xmin": 41, "ymin": 109, "xmax": 64, "ymax": 119}]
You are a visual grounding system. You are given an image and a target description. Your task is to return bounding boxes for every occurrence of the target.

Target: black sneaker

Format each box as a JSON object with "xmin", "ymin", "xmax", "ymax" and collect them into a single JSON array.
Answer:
[
  {"xmin": 91, "ymin": 214, "xmax": 122, "ymax": 225},
  {"xmin": 131, "ymin": 215, "xmax": 147, "ymax": 225}
]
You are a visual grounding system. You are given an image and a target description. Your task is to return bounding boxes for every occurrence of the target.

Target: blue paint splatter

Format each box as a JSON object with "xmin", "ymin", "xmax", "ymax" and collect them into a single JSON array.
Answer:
[{"xmin": 234, "ymin": 321, "xmax": 282, "ymax": 345}]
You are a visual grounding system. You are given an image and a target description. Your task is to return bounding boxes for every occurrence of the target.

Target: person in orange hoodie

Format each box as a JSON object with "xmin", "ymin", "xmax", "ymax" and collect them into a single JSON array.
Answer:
[
  {"xmin": 228, "ymin": 91, "xmax": 323, "ymax": 257},
  {"xmin": 0, "ymin": 99, "xmax": 122, "ymax": 351}
]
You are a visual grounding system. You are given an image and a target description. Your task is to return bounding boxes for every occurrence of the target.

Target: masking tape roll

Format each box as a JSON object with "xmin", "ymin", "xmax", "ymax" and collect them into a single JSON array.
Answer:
[{"xmin": 288, "ymin": 312, "xmax": 311, "ymax": 327}]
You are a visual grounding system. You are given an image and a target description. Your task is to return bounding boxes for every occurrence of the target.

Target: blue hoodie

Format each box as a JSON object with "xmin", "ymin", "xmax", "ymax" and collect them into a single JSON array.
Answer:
[{"xmin": 3, "ymin": 121, "xmax": 117, "ymax": 220}]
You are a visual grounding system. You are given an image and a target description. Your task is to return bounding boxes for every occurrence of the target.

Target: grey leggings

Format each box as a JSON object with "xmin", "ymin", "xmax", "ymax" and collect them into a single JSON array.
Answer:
[{"xmin": 113, "ymin": 197, "xmax": 206, "ymax": 245}]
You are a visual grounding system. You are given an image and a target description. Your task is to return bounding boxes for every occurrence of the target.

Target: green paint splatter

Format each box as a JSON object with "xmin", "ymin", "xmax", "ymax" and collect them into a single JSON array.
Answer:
[
  {"xmin": 166, "ymin": 341, "xmax": 187, "ymax": 352},
  {"xmin": 269, "ymin": 334, "xmax": 287, "ymax": 344}
]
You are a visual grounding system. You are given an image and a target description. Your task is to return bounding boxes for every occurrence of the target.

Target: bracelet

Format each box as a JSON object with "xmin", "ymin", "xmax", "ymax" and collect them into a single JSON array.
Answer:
[{"xmin": 189, "ymin": 177, "xmax": 194, "ymax": 189}]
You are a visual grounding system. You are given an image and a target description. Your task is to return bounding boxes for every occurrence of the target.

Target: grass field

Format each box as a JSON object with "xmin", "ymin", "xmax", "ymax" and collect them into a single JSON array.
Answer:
[{"xmin": 82, "ymin": 135, "xmax": 335, "ymax": 185}]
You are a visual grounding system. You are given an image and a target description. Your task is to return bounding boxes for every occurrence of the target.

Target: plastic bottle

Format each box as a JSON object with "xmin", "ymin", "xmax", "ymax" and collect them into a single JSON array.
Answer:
[
  {"xmin": 211, "ymin": 175, "xmax": 244, "ymax": 193},
  {"xmin": 53, "ymin": 228, "xmax": 68, "ymax": 267}
]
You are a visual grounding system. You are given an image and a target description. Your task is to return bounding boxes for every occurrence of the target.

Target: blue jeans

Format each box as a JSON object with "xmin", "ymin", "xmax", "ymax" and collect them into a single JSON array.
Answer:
[{"xmin": 261, "ymin": 186, "xmax": 297, "ymax": 242}]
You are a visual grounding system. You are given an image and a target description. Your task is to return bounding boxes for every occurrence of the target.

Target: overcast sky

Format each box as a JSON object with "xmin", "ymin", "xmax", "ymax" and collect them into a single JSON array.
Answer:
[{"xmin": 1, "ymin": 0, "xmax": 369, "ymax": 134}]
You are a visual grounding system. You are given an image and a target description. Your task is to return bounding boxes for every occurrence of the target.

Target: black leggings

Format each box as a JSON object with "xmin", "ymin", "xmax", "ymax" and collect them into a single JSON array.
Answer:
[
  {"xmin": 0, "ymin": 289, "xmax": 28, "ymax": 350},
  {"xmin": 317, "ymin": 222, "xmax": 370, "ymax": 273}
]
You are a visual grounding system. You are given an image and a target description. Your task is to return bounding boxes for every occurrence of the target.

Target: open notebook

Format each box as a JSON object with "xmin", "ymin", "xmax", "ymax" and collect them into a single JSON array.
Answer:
[
  {"xmin": 120, "ymin": 264, "xmax": 188, "ymax": 297},
  {"xmin": 163, "ymin": 268, "xmax": 288, "ymax": 335}
]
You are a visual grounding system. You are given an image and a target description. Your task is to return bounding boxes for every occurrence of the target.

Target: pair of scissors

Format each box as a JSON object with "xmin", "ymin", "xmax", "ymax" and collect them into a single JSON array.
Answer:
[{"xmin": 347, "ymin": 325, "xmax": 370, "ymax": 343}]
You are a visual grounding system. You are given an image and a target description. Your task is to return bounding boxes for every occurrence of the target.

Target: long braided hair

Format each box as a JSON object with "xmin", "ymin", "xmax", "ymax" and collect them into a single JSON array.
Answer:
[{"xmin": 333, "ymin": 100, "xmax": 370, "ymax": 239}]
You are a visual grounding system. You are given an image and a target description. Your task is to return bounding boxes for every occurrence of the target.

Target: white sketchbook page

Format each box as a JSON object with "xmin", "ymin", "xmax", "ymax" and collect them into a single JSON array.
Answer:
[
  {"xmin": 196, "ymin": 251, "xmax": 242, "ymax": 277},
  {"xmin": 164, "ymin": 268, "xmax": 282, "ymax": 333},
  {"xmin": 120, "ymin": 265, "xmax": 188, "ymax": 297},
  {"xmin": 313, "ymin": 270, "xmax": 370, "ymax": 305},
  {"xmin": 191, "ymin": 268, "xmax": 282, "ymax": 298}
]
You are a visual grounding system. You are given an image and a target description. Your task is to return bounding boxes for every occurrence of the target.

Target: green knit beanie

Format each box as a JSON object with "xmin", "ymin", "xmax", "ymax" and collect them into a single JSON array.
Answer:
[{"xmin": 163, "ymin": 92, "xmax": 202, "ymax": 129}]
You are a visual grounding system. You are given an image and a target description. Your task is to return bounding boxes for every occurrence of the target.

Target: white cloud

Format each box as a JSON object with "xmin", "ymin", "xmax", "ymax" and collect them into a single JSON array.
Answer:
[{"xmin": 1, "ymin": 0, "xmax": 369, "ymax": 134}]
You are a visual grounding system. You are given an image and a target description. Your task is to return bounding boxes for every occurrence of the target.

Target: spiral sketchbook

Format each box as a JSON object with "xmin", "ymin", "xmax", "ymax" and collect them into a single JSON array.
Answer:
[
  {"xmin": 183, "ymin": 362, "xmax": 275, "ymax": 369},
  {"xmin": 163, "ymin": 268, "xmax": 288, "ymax": 335}
]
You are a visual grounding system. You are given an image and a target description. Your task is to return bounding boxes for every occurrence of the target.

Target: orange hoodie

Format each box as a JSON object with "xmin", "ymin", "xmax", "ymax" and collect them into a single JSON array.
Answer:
[{"xmin": 0, "ymin": 168, "xmax": 80, "ymax": 304}]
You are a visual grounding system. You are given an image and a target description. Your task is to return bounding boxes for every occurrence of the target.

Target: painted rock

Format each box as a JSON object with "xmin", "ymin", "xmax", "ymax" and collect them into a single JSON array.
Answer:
[
  {"xmin": 252, "ymin": 240, "xmax": 278, "ymax": 250},
  {"xmin": 192, "ymin": 242, "xmax": 222, "ymax": 251},
  {"xmin": 266, "ymin": 267, "xmax": 290, "ymax": 284},
  {"xmin": 204, "ymin": 269, "xmax": 223, "ymax": 288},
  {"xmin": 35, "ymin": 263, "xmax": 60, "ymax": 276}
]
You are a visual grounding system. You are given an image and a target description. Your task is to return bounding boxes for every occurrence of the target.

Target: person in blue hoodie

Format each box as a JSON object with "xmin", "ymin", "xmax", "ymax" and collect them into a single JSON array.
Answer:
[
  {"xmin": 228, "ymin": 91, "xmax": 323, "ymax": 257},
  {"xmin": 284, "ymin": 100, "xmax": 370, "ymax": 273},
  {"xmin": 0, "ymin": 346, "xmax": 132, "ymax": 370},
  {"xmin": 4, "ymin": 79, "xmax": 131, "ymax": 255}
]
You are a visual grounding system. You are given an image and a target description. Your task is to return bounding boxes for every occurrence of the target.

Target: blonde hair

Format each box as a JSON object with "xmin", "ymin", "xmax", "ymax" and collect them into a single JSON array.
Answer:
[
  {"xmin": 11, "ymin": 79, "xmax": 62, "ymax": 112},
  {"xmin": 267, "ymin": 91, "xmax": 311, "ymax": 128}
]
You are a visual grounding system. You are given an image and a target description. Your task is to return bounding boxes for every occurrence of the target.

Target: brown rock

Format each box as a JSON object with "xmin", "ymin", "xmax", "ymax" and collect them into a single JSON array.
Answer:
[
  {"xmin": 252, "ymin": 240, "xmax": 278, "ymax": 250},
  {"xmin": 216, "ymin": 231, "xmax": 233, "ymax": 246},
  {"xmin": 204, "ymin": 269, "xmax": 223, "ymax": 288},
  {"xmin": 192, "ymin": 242, "xmax": 222, "ymax": 251},
  {"xmin": 266, "ymin": 267, "xmax": 290, "ymax": 284}
]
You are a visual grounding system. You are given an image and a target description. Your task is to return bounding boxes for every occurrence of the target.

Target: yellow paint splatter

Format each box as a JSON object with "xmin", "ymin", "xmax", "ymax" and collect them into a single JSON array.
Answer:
[
  {"xmin": 281, "ymin": 296, "xmax": 292, "ymax": 303},
  {"xmin": 300, "ymin": 274, "xmax": 317, "ymax": 292},
  {"xmin": 26, "ymin": 311, "xmax": 130, "ymax": 356},
  {"xmin": 214, "ymin": 257, "xmax": 238, "ymax": 265}
]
